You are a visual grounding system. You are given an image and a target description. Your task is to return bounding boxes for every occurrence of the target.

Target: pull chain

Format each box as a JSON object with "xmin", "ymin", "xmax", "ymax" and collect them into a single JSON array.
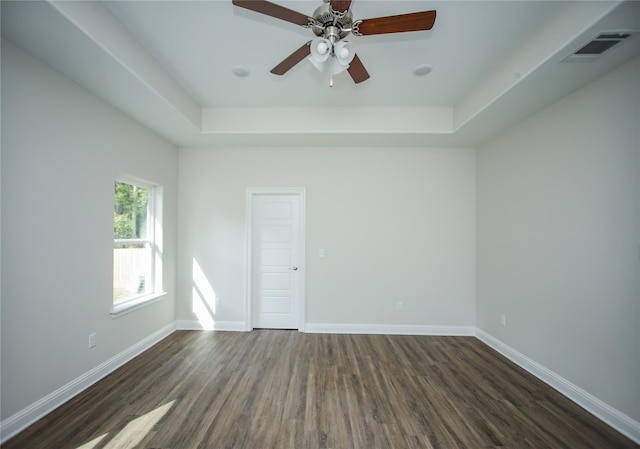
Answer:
[{"xmin": 330, "ymin": 55, "xmax": 334, "ymax": 88}]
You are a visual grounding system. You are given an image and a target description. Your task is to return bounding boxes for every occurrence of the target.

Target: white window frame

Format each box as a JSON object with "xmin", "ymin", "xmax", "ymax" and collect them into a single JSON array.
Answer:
[{"xmin": 112, "ymin": 176, "xmax": 166, "ymax": 317}]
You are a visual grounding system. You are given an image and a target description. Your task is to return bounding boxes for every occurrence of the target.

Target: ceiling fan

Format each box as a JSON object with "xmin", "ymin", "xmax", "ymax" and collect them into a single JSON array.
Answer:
[{"xmin": 232, "ymin": 0, "xmax": 436, "ymax": 86}]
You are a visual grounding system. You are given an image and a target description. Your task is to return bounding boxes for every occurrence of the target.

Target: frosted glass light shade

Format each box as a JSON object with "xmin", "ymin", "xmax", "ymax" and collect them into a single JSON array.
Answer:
[
  {"xmin": 332, "ymin": 41, "xmax": 356, "ymax": 74},
  {"xmin": 308, "ymin": 38, "xmax": 357, "ymax": 76},
  {"xmin": 334, "ymin": 41, "xmax": 355, "ymax": 65}
]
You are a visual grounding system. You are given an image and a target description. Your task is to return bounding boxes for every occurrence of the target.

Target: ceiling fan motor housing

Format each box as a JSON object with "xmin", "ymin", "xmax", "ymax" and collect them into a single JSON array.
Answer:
[{"xmin": 310, "ymin": 4, "xmax": 354, "ymax": 40}]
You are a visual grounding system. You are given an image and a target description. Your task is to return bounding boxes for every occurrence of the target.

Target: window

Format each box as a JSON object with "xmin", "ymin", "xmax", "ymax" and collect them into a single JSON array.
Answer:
[{"xmin": 113, "ymin": 177, "xmax": 164, "ymax": 315}]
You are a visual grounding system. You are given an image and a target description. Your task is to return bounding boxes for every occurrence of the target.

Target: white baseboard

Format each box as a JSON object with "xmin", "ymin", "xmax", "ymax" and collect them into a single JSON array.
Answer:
[
  {"xmin": 304, "ymin": 323, "xmax": 475, "ymax": 336},
  {"xmin": 176, "ymin": 320, "xmax": 247, "ymax": 332},
  {"xmin": 475, "ymin": 329, "xmax": 640, "ymax": 445},
  {"xmin": 0, "ymin": 322, "xmax": 176, "ymax": 444}
]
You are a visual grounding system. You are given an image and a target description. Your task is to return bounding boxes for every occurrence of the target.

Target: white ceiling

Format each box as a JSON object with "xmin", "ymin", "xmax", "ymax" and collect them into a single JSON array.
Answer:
[{"xmin": 2, "ymin": 0, "xmax": 640, "ymax": 147}]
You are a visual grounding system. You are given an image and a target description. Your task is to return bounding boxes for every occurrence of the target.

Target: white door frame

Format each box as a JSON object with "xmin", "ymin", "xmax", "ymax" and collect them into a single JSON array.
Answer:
[{"xmin": 245, "ymin": 188, "xmax": 306, "ymax": 332}]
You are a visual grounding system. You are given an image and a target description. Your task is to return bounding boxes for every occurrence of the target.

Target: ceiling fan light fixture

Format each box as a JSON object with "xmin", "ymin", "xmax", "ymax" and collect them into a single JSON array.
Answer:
[
  {"xmin": 331, "ymin": 56, "xmax": 348, "ymax": 75},
  {"xmin": 331, "ymin": 41, "xmax": 355, "ymax": 75},
  {"xmin": 309, "ymin": 36, "xmax": 332, "ymax": 71},
  {"xmin": 334, "ymin": 41, "xmax": 355, "ymax": 65}
]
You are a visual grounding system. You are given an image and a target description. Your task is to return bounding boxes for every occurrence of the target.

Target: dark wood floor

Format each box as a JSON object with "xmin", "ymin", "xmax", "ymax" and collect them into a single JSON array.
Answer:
[{"xmin": 4, "ymin": 330, "xmax": 638, "ymax": 449}]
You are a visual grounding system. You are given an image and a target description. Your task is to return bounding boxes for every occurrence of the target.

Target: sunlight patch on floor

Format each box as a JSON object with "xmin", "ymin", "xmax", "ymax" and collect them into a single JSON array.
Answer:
[
  {"xmin": 75, "ymin": 433, "xmax": 107, "ymax": 449},
  {"xmin": 76, "ymin": 401, "xmax": 175, "ymax": 449}
]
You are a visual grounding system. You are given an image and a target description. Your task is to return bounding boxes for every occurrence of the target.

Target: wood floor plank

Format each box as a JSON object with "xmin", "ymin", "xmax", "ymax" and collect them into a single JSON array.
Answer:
[{"xmin": 3, "ymin": 330, "xmax": 638, "ymax": 449}]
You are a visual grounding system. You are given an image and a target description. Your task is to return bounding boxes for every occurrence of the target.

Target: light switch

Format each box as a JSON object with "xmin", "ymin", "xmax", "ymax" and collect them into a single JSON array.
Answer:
[{"xmin": 319, "ymin": 248, "xmax": 325, "ymax": 258}]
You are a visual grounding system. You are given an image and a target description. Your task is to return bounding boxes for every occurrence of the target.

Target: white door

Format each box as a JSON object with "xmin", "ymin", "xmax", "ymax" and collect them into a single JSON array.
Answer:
[{"xmin": 250, "ymin": 192, "xmax": 304, "ymax": 329}]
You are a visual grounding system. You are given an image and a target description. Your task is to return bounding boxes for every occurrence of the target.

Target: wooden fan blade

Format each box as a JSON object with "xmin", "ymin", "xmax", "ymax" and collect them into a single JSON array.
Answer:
[
  {"xmin": 347, "ymin": 54, "xmax": 370, "ymax": 84},
  {"xmin": 330, "ymin": 0, "xmax": 352, "ymax": 13},
  {"xmin": 357, "ymin": 10, "xmax": 436, "ymax": 35},
  {"xmin": 271, "ymin": 41, "xmax": 312, "ymax": 75},
  {"xmin": 232, "ymin": 0, "xmax": 310, "ymax": 27}
]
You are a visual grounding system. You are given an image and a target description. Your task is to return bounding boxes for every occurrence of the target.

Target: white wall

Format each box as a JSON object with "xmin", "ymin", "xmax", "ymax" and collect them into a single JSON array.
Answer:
[
  {"xmin": 177, "ymin": 146, "xmax": 476, "ymax": 330},
  {"xmin": 0, "ymin": 40, "xmax": 179, "ymax": 421},
  {"xmin": 477, "ymin": 56, "xmax": 640, "ymax": 421}
]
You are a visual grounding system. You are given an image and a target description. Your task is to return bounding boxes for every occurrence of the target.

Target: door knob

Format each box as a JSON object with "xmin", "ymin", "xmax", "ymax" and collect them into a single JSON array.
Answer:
[{"xmin": 288, "ymin": 266, "xmax": 298, "ymax": 271}]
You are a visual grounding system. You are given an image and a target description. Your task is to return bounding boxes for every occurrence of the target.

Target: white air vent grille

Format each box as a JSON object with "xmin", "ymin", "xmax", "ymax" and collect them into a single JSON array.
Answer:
[{"xmin": 562, "ymin": 31, "xmax": 636, "ymax": 61}]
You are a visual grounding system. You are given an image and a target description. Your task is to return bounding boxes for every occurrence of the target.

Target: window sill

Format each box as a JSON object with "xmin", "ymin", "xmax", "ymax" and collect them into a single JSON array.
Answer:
[{"xmin": 111, "ymin": 292, "xmax": 168, "ymax": 319}]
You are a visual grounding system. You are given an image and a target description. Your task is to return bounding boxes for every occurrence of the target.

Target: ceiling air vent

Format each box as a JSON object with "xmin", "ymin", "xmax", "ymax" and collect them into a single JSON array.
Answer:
[{"xmin": 562, "ymin": 31, "xmax": 635, "ymax": 61}]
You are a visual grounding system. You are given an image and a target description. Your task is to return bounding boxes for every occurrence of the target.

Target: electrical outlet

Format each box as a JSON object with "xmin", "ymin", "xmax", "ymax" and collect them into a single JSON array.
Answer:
[
  {"xmin": 500, "ymin": 315, "xmax": 507, "ymax": 327},
  {"xmin": 396, "ymin": 301, "xmax": 404, "ymax": 312},
  {"xmin": 89, "ymin": 333, "xmax": 97, "ymax": 349},
  {"xmin": 215, "ymin": 297, "xmax": 221, "ymax": 308}
]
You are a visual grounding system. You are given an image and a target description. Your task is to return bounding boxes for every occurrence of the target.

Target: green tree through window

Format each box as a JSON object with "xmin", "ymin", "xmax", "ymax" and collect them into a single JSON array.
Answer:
[{"xmin": 114, "ymin": 182, "xmax": 149, "ymax": 240}]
